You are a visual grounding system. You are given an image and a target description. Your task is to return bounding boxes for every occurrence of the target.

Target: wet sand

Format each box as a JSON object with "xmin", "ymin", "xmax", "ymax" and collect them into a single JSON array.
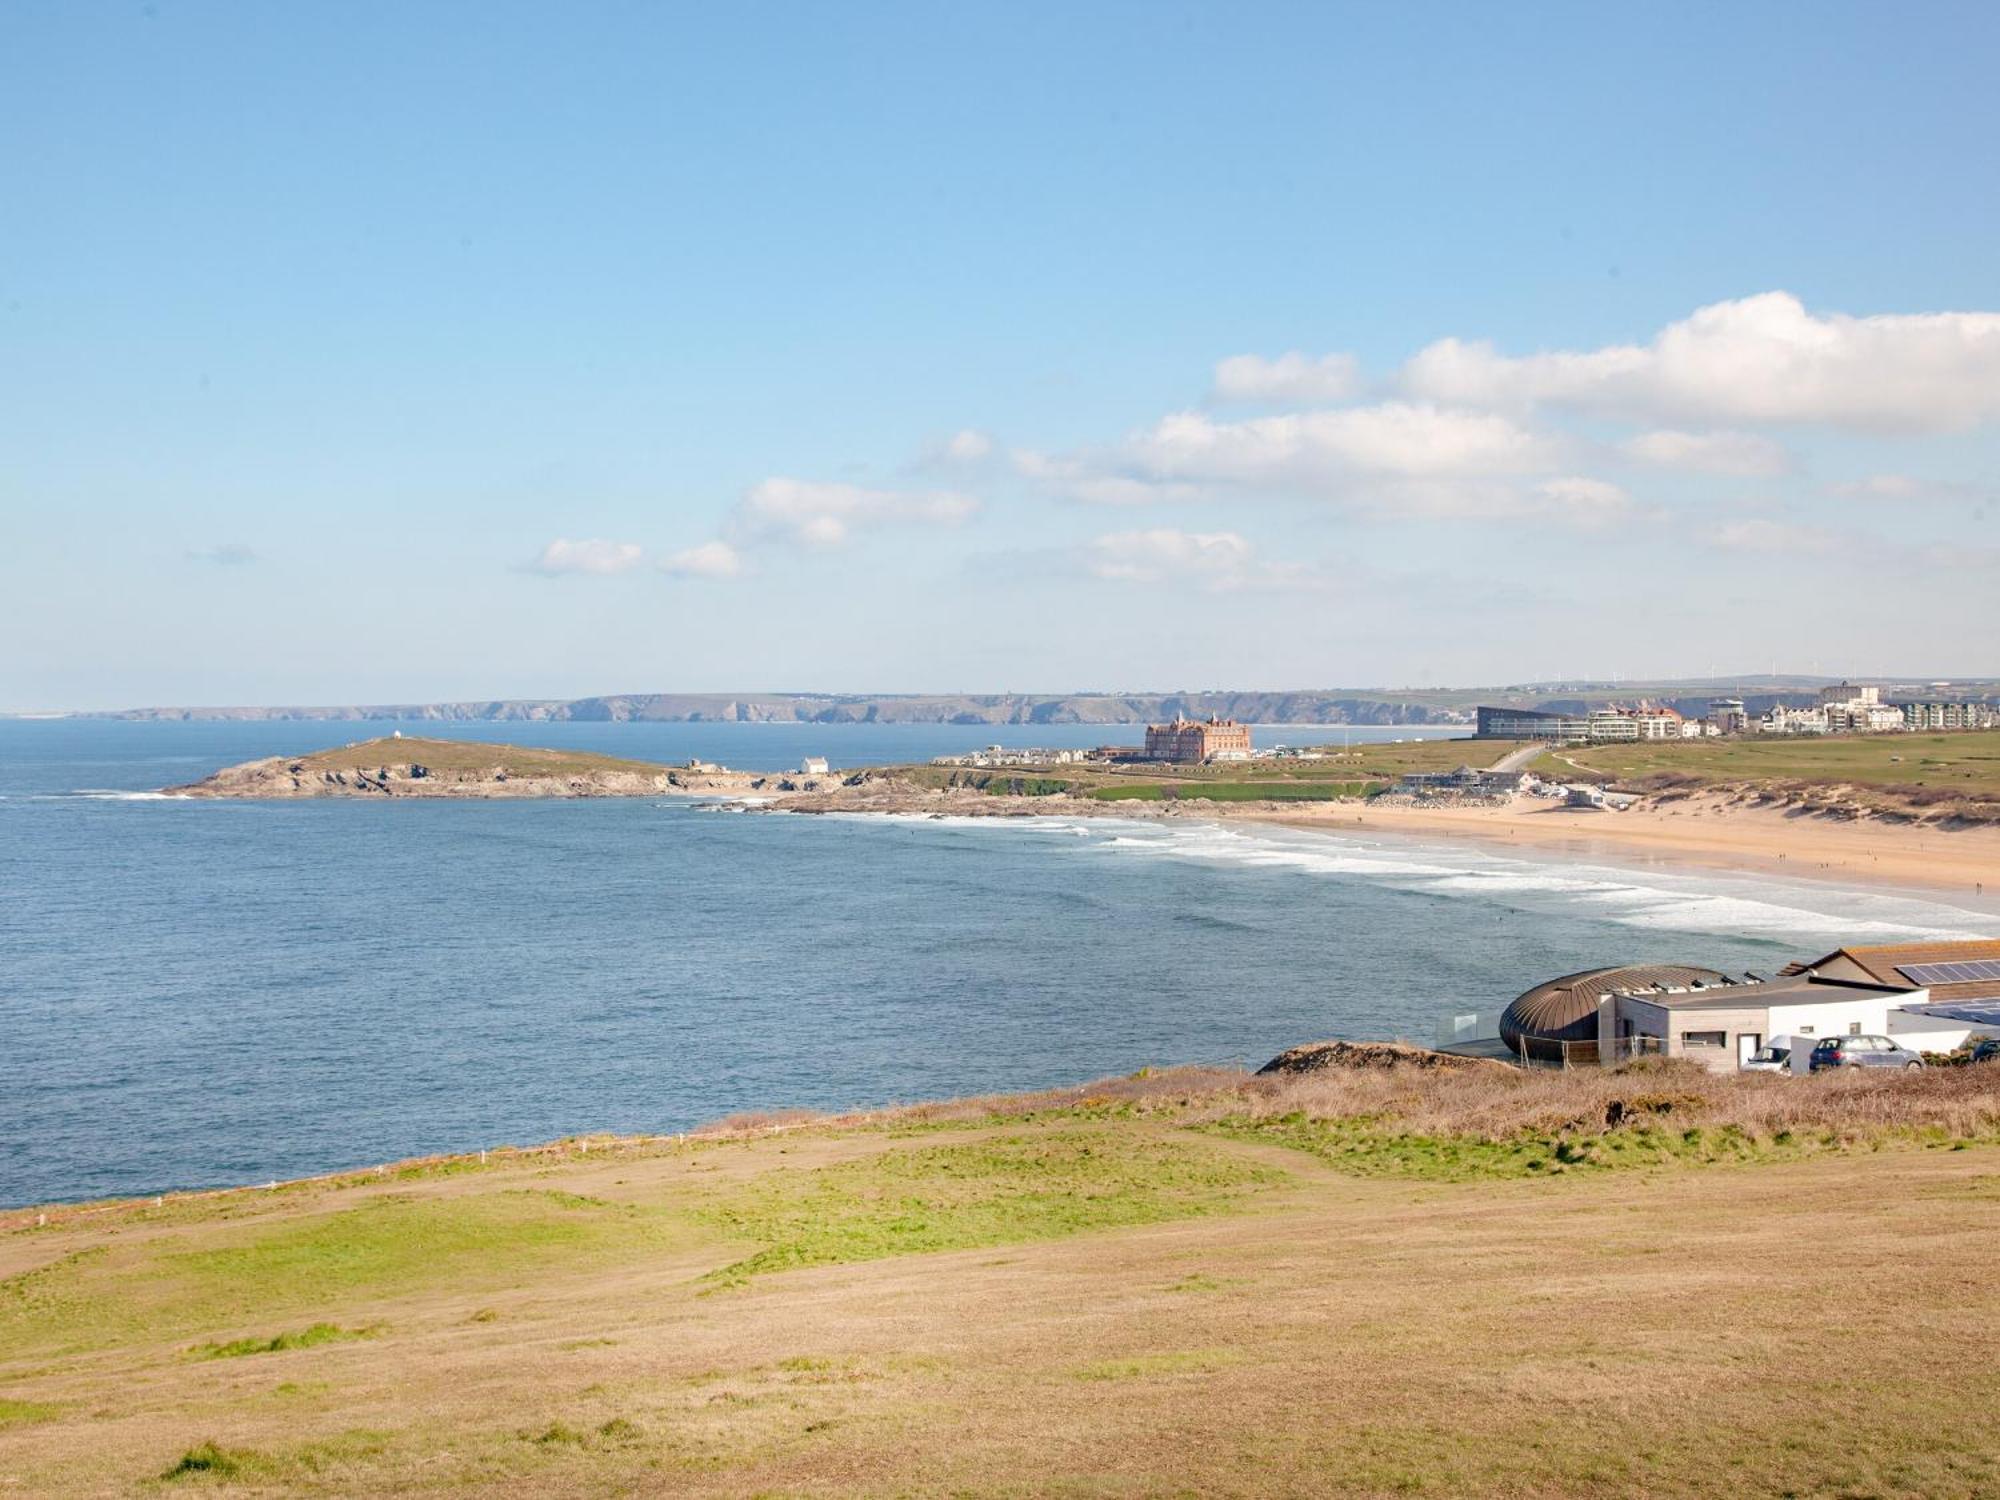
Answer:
[{"xmin": 1247, "ymin": 792, "xmax": 2000, "ymax": 908}]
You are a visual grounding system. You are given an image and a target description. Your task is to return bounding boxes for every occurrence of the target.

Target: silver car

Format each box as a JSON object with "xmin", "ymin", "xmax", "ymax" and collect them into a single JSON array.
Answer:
[{"xmin": 1809, "ymin": 1035, "xmax": 1924, "ymax": 1071}]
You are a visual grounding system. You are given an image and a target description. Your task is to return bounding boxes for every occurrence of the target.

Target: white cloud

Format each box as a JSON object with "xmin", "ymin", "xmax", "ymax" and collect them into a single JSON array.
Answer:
[
  {"xmin": 661, "ymin": 540, "xmax": 743, "ymax": 578},
  {"xmin": 1085, "ymin": 528, "xmax": 1325, "ymax": 591},
  {"xmin": 733, "ymin": 478, "xmax": 979, "ymax": 548},
  {"xmin": 1088, "ymin": 528, "xmax": 1253, "ymax": 583},
  {"xmin": 940, "ymin": 429, "xmax": 993, "ymax": 462},
  {"xmin": 1401, "ymin": 291, "xmax": 2000, "ymax": 432},
  {"xmin": 1524, "ymin": 477, "xmax": 1635, "ymax": 527},
  {"xmin": 1211, "ymin": 351, "xmax": 1361, "ymax": 405},
  {"xmin": 1126, "ymin": 404, "xmax": 1553, "ymax": 485},
  {"xmin": 527, "ymin": 538, "xmax": 644, "ymax": 576},
  {"xmin": 1622, "ymin": 428, "xmax": 1790, "ymax": 477},
  {"xmin": 1018, "ymin": 403, "xmax": 1614, "ymax": 525},
  {"xmin": 1703, "ymin": 518, "xmax": 1841, "ymax": 554}
]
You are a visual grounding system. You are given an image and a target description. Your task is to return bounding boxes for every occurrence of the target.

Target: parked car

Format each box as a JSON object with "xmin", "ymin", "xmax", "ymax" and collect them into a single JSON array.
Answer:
[
  {"xmin": 1741, "ymin": 1044, "xmax": 1792, "ymax": 1074},
  {"xmin": 1970, "ymin": 1038, "xmax": 2000, "ymax": 1065},
  {"xmin": 1809, "ymin": 1035, "xmax": 1924, "ymax": 1071}
]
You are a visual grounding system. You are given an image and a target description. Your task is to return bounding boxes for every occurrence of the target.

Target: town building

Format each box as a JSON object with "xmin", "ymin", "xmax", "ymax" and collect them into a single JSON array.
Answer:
[
  {"xmin": 1474, "ymin": 706, "xmax": 1595, "ymax": 741},
  {"xmin": 1143, "ymin": 716, "xmax": 1253, "ymax": 763},
  {"xmin": 1816, "ymin": 682, "xmax": 1907, "ymax": 733},
  {"xmin": 1760, "ymin": 704, "xmax": 1829, "ymax": 735},
  {"xmin": 1707, "ymin": 698, "xmax": 1748, "ymax": 735},
  {"xmin": 1395, "ymin": 766, "xmax": 1524, "ymax": 800},
  {"xmin": 1478, "ymin": 703, "xmax": 1692, "ymax": 743},
  {"xmin": 929, "ymin": 746, "xmax": 1093, "ymax": 768},
  {"xmin": 1898, "ymin": 700, "xmax": 1999, "ymax": 731}
]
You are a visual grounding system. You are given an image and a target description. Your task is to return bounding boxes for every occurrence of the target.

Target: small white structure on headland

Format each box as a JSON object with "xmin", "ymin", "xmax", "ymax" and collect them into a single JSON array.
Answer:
[{"xmin": 800, "ymin": 756, "xmax": 830, "ymax": 775}]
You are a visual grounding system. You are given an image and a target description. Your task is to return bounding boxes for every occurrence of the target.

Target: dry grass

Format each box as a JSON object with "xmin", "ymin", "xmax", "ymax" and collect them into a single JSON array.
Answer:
[
  {"xmin": 5, "ymin": 1064, "xmax": 2000, "ymax": 1495},
  {"xmin": 744, "ymin": 1058, "xmax": 2000, "ymax": 1154}
]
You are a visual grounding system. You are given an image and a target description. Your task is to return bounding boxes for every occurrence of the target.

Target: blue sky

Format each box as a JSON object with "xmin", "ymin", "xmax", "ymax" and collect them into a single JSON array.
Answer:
[{"xmin": 4, "ymin": 1, "xmax": 1998, "ymax": 709}]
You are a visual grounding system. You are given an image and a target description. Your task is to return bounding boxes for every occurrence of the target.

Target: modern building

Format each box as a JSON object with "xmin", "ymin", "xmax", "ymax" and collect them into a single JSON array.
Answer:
[
  {"xmin": 1396, "ymin": 766, "xmax": 1524, "ymax": 799},
  {"xmin": 1143, "ymin": 716, "xmax": 1253, "ymax": 763},
  {"xmin": 1475, "ymin": 706, "xmax": 1594, "ymax": 741},
  {"xmin": 1576, "ymin": 937, "xmax": 2000, "ymax": 1071},
  {"xmin": 1479, "ymin": 703, "xmax": 1691, "ymax": 742},
  {"xmin": 1594, "ymin": 972, "xmax": 1967, "ymax": 1071},
  {"xmin": 1816, "ymin": 683, "xmax": 1907, "ymax": 733},
  {"xmin": 1500, "ymin": 964, "xmax": 1725, "ymax": 1062},
  {"xmin": 1898, "ymin": 700, "xmax": 1999, "ymax": 731},
  {"xmin": 1707, "ymin": 698, "xmax": 1748, "ymax": 735}
]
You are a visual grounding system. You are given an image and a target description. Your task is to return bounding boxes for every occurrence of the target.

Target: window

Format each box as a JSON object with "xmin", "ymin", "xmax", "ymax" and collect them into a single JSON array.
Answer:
[
  {"xmin": 1798, "ymin": 1025, "xmax": 1814, "ymax": 1035},
  {"xmin": 1684, "ymin": 1030, "xmax": 1727, "ymax": 1049},
  {"xmin": 1848, "ymin": 1021, "xmax": 1863, "ymax": 1035}
]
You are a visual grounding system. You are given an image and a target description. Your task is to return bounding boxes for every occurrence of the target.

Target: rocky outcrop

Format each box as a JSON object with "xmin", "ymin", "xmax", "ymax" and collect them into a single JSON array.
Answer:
[
  {"xmin": 1257, "ymin": 1039, "xmax": 1508, "ymax": 1074},
  {"xmin": 164, "ymin": 738, "xmax": 851, "ymax": 800}
]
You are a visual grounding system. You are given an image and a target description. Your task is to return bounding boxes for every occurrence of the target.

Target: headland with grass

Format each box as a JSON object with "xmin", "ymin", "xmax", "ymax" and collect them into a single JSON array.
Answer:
[
  {"xmin": 5, "ymin": 1055, "xmax": 1999, "ymax": 1495},
  {"xmin": 169, "ymin": 730, "xmax": 2000, "ymax": 905}
]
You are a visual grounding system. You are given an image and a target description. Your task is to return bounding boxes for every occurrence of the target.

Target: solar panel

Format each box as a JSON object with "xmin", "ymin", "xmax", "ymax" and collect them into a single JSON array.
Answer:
[{"xmin": 1896, "ymin": 959, "xmax": 2000, "ymax": 986}]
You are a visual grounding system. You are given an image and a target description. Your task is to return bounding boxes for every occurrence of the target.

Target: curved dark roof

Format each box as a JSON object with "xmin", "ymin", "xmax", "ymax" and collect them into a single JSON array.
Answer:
[{"xmin": 1500, "ymin": 964, "xmax": 1729, "ymax": 1057}]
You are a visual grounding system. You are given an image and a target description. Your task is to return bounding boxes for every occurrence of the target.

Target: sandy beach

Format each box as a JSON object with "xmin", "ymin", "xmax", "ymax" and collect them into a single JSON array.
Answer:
[{"xmin": 1249, "ymin": 792, "xmax": 2000, "ymax": 906}]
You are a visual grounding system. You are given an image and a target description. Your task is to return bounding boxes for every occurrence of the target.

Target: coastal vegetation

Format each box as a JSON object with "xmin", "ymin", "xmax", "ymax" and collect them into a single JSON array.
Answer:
[
  {"xmin": 904, "ymin": 738, "xmax": 1519, "ymax": 805},
  {"xmin": 1537, "ymin": 730, "xmax": 2000, "ymax": 822},
  {"xmin": 5, "ymin": 1060, "xmax": 1999, "ymax": 1495}
]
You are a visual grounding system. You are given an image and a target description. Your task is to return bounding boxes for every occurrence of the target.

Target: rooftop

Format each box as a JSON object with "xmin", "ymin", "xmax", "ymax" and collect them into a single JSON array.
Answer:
[
  {"xmin": 1781, "ymin": 939, "xmax": 2000, "ymax": 1002},
  {"xmin": 1612, "ymin": 973, "xmax": 1909, "ymax": 1011}
]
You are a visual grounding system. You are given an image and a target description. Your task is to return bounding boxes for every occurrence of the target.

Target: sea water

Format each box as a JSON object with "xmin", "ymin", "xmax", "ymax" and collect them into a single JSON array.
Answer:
[{"xmin": 1, "ymin": 719, "xmax": 1990, "ymax": 1206}]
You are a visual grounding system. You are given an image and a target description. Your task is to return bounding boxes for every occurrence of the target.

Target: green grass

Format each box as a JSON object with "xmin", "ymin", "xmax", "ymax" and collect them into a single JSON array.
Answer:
[
  {"xmin": 0, "ymin": 1397, "xmax": 61, "ymax": 1429},
  {"xmin": 161, "ymin": 1440, "xmax": 255, "ymax": 1480},
  {"xmin": 887, "ymin": 738, "xmax": 1507, "ymax": 804},
  {"xmin": 1207, "ymin": 1114, "xmax": 1792, "ymax": 1182},
  {"xmin": 189, "ymin": 1322, "xmax": 376, "ymax": 1360},
  {"xmin": 1091, "ymin": 780, "xmax": 1380, "ymax": 802},
  {"xmin": 1073, "ymin": 1348, "xmax": 1242, "ymax": 1380},
  {"xmin": 693, "ymin": 1126, "xmax": 1285, "ymax": 1286},
  {"xmin": 1534, "ymin": 730, "xmax": 2000, "ymax": 808},
  {"xmin": 1207, "ymin": 1111, "xmax": 1995, "ymax": 1183},
  {"xmin": 0, "ymin": 1191, "xmax": 699, "ymax": 1360},
  {"xmin": 287, "ymin": 738, "xmax": 669, "ymax": 778}
]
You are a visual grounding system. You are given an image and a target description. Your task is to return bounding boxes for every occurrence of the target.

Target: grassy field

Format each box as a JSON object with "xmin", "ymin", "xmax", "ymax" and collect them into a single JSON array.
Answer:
[
  {"xmin": 294, "ymin": 738, "xmax": 673, "ymax": 777},
  {"xmin": 5, "ymin": 1063, "xmax": 2000, "ymax": 1496},
  {"xmin": 1535, "ymin": 730, "xmax": 2000, "ymax": 819},
  {"xmin": 903, "ymin": 737, "xmax": 1515, "ymax": 804}
]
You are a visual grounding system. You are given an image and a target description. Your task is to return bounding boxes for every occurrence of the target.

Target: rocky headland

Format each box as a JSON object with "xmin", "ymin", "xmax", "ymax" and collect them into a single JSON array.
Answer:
[{"xmin": 166, "ymin": 737, "xmax": 850, "ymax": 800}]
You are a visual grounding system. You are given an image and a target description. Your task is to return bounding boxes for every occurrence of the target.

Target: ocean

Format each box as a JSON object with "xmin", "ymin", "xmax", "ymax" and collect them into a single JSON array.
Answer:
[{"xmin": 2, "ymin": 718, "xmax": 1990, "ymax": 1207}]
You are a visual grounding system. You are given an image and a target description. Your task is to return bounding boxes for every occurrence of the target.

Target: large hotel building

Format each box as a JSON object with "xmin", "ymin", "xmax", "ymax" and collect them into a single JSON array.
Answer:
[{"xmin": 1143, "ymin": 716, "xmax": 1253, "ymax": 763}]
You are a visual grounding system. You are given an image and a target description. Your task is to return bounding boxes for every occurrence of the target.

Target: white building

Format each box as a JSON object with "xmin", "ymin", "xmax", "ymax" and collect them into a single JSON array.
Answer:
[
  {"xmin": 1595, "ymin": 972, "xmax": 1975, "ymax": 1071},
  {"xmin": 1761, "ymin": 704, "xmax": 1829, "ymax": 735},
  {"xmin": 800, "ymin": 756, "xmax": 830, "ymax": 775}
]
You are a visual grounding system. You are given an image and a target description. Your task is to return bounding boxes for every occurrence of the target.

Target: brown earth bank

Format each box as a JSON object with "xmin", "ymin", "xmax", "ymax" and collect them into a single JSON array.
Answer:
[{"xmin": 5, "ymin": 1061, "xmax": 2000, "ymax": 1497}]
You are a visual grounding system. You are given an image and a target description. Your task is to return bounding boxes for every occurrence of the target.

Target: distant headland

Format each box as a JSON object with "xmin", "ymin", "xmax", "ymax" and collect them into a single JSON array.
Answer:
[
  {"xmin": 43, "ymin": 674, "xmax": 2000, "ymax": 728},
  {"xmin": 166, "ymin": 738, "xmax": 840, "ymax": 800}
]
